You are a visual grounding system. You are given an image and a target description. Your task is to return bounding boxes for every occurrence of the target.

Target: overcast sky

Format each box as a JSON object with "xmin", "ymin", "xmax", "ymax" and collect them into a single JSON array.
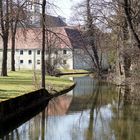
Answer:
[
  {"xmin": 48, "ymin": 0, "xmax": 82, "ymax": 23},
  {"xmin": 54, "ymin": 0, "xmax": 73, "ymax": 18}
]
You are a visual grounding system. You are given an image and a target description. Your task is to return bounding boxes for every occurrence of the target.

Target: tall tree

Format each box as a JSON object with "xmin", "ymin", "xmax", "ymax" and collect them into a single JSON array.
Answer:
[
  {"xmin": 0, "ymin": 0, "xmax": 10, "ymax": 76},
  {"xmin": 123, "ymin": 0, "xmax": 140, "ymax": 49},
  {"xmin": 85, "ymin": 0, "xmax": 101, "ymax": 76},
  {"xmin": 10, "ymin": 0, "xmax": 18, "ymax": 71},
  {"xmin": 41, "ymin": 0, "xmax": 46, "ymax": 88},
  {"xmin": 10, "ymin": 0, "xmax": 27, "ymax": 71},
  {"xmin": 72, "ymin": 0, "xmax": 105, "ymax": 77}
]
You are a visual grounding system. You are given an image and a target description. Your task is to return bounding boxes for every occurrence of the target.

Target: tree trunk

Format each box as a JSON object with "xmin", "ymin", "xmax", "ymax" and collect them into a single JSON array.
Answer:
[
  {"xmin": 10, "ymin": 0, "xmax": 17, "ymax": 71},
  {"xmin": 86, "ymin": 0, "xmax": 101, "ymax": 77},
  {"xmin": 0, "ymin": 0, "xmax": 9, "ymax": 76},
  {"xmin": 11, "ymin": 34, "xmax": 16, "ymax": 71},
  {"xmin": 1, "ymin": 37, "xmax": 8, "ymax": 76},
  {"xmin": 41, "ymin": 0, "xmax": 46, "ymax": 88},
  {"xmin": 123, "ymin": 0, "xmax": 140, "ymax": 49}
]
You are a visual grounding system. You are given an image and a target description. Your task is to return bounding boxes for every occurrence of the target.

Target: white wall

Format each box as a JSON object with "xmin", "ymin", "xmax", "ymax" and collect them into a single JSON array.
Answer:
[
  {"xmin": 0, "ymin": 48, "xmax": 74, "ymax": 70},
  {"xmin": 52, "ymin": 48, "xmax": 73, "ymax": 70},
  {"xmin": 0, "ymin": 49, "xmax": 41, "ymax": 70},
  {"xmin": 59, "ymin": 48, "xmax": 73, "ymax": 70},
  {"xmin": 73, "ymin": 49, "xmax": 93, "ymax": 70},
  {"xmin": 73, "ymin": 49, "xmax": 109, "ymax": 70},
  {"xmin": 0, "ymin": 47, "xmax": 109, "ymax": 71}
]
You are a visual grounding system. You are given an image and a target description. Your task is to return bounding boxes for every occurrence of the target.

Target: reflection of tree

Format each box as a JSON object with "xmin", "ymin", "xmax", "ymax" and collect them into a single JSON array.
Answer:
[
  {"xmin": 85, "ymin": 81, "xmax": 101, "ymax": 140},
  {"xmin": 84, "ymin": 80, "xmax": 120, "ymax": 140},
  {"xmin": 1, "ymin": 109, "xmax": 48, "ymax": 140},
  {"xmin": 15, "ymin": 129, "xmax": 20, "ymax": 140},
  {"xmin": 71, "ymin": 77, "xmax": 119, "ymax": 140},
  {"xmin": 41, "ymin": 110, "xmax": 45, "ymax": 140},
  {"xmin": 1, "ymin": 128, "xmax": 20, "ymax": 140},
  {"xmin": 3, "ymin": 134, "xmax": 8, "ymax": 140},
  {"xmin": 28, "ymin": 116, "xmax": 41, "ymax": 140},
  {"xmin": 110, "ymin": 86, "xmax": 140, "ymax": 140}
]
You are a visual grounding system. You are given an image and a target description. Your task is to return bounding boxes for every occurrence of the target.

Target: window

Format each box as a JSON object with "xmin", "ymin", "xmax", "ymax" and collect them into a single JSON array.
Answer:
[
  {"xmin": 28, "ymin": 50, "xmax": 32, "ymax": 55},
  {"xmin": 37, "ymin": 50, "xmax": 40, "ymax": 55},
  {"xmin": 63, "ymin": 50, "xmax": 67, "ymax": 54},
  {"xmin": 55, "ymin": 51, "xmax": 58, "ymax": 55},
  {"xmin": 63, "ymin": 60, "xmax": 67, "ymax": 64},
  {"xmin": 37, "ymin": 60, "xmax": 40, "ymax": 65},
  {"xmin": 20, "ymin": 50, "xmax": 23, "ymax": 55},
  {"xmin": 20, "ymin": 60, "xmax": 23, "ymax": 64},
  {"xmin": 28, "ymin": 60, "xmax": 32, "ymax": 64}
]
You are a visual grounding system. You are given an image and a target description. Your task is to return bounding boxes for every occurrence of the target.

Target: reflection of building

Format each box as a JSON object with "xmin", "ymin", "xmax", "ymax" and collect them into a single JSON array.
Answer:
[
  {"xmin": 47, "ymin": 95, "xmax": 73, "ymax": 115},
  {"xmin": 67, "ymin": 76, "xmax": 117, "ymax": 112}
]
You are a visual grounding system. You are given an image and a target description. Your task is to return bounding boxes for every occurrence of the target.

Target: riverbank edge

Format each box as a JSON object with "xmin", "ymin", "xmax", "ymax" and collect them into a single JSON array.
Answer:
[
  {"xmin": 90, "ymin": 72, "xmax": 140, "ymax": 105},
  {"xmin": 0, "ymin": 83, "xmax": 76, "ymax": 123},
  {"xmin": 55, "ymin": 72, "xmax": 92, "ymax": 76}
]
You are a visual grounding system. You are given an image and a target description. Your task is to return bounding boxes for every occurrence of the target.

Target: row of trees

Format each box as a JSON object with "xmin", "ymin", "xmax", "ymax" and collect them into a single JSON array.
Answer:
[
  {"xmin": 1, "ymin": 0, "xmax": 140, "ymax": 83},
  {"xmin": 0, "ymin": 0, "xmax": 30, "ymax": 76},
  {"xmin": 0, "ymin": 0, "xmax": 70, "ymax": 88},
  {"xmin": 0, "ymin": 0, "xmax": 48, "ymax": 88},
  {"xmin": 72, "ymin": 0, "xmax": 140, "ymax": 80}
]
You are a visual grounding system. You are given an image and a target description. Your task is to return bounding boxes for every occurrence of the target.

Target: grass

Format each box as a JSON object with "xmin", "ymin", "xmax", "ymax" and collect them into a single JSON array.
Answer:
[{"xmin": 0, "ymin": 70, "xmax": 74, "ymax": 102}]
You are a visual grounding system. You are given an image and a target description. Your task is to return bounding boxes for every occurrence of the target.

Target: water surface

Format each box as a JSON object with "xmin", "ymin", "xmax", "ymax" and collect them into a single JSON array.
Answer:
[{"xmin": 1, "ymin": 76, "xmax": 140, "ymax": 140}]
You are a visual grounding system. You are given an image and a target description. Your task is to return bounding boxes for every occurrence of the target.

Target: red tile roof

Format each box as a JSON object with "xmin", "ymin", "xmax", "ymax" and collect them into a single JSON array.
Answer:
[{"xmin": 0, "ymin": 26, "xmax": 85, "ymax": 50}]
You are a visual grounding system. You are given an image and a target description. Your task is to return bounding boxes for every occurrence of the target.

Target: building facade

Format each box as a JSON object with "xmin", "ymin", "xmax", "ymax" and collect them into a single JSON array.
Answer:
[
  {"xmin": 0, "ymin": 27, "xmax": 109, "ymax": 71},
  {"xmin": 0, "ymin": 27, "xmax": 74, "ymax": 70}
]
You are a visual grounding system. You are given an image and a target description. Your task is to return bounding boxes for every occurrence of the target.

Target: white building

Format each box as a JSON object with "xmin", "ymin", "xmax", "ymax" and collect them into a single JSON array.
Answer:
[
  {"xmin": 0, "ymin": 27, "xmax": 109, "ymax": 71},
  {"xmin": 0, "ymin": 27, "xmax": 71, "ymax": 70}
]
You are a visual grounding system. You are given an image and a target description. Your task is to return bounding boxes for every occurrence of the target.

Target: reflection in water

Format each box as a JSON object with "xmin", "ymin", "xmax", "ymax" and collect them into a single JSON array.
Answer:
[
  {"xmin": 41, "ymin": 110, "xmax": 46, "ymax": 140},
  {"xmin": 1, "ymin": 76, "xmax": 140, "ymax": 140},
  {"xmin": 85, "ymin": 83, "xmax": 98, "ymax": 140}
]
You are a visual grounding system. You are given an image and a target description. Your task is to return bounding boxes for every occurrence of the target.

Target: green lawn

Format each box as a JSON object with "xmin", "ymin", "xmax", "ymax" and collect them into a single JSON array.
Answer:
[{"xmin": 0, "ymin": 70, "xmax": 74, "ymax": 102}]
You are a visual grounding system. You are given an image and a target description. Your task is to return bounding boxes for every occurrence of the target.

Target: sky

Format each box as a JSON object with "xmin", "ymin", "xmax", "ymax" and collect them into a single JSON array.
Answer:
[
  {"xmin": 49, "ymin": 0, "xmax": 82, "ymax": 23},
  {"xmin": 54, "ymin": 0, "xmax": 73, "ymax": 18}
]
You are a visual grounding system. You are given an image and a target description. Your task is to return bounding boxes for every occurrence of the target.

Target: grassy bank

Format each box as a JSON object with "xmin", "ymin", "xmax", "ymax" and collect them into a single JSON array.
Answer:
[{"xmin": 0, "ymin": 70, "xmax": 74, "ymax": 102}]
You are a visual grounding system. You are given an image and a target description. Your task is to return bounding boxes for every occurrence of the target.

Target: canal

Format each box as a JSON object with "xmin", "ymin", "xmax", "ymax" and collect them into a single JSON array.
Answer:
[{"xmin": 1, "ymin": 76, "xmax": 140, "ymax": 140}]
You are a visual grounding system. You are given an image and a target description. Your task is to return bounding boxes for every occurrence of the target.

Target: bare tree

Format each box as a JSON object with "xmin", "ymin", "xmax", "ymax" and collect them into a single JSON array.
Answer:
[
  {"xmin": 86, "ymin": 0, "xmax": 100, "ymax": 74},
  {"xmin": 10, "ymin": 0, "xmax": 17, "ymax": 71},
  {"xmin": 0, "ymin": 0, "xmax": 10, "ymax": 76},
  {"xmin": 45, "ymin": 32, "xmax": 62, "ymax": 75},
  {"xmin": 10, "ymin": 0, "xmax": 27, "ymax": 71},
  {"xmin": 41, "ymin": 0, "xmax": 46, "ymax": 88},
  {"xmin": 123, "ymin": 0, "xmax": 140, "ymax": 49}
]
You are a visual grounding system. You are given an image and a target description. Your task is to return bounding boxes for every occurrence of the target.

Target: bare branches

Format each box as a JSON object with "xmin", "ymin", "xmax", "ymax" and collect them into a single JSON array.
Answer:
[{"xmin": 123, "ymin": 0, "xmax": 140, "ymax": 49}]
